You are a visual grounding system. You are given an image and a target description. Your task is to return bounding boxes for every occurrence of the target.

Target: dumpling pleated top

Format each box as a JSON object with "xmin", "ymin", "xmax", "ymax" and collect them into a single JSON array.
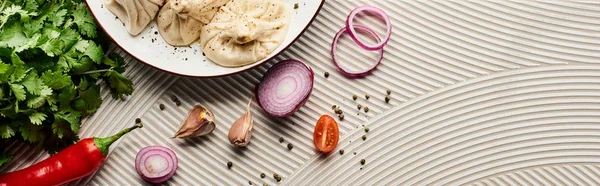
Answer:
[{"xmin": 200, "ymin": 0, "xmax": 291, "ymax": 67}]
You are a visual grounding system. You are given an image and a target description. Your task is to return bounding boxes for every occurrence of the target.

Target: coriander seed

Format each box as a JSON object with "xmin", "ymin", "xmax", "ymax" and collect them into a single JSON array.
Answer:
[
  {"xmin": 273, "ymin": 173, "xmax": 282, "ymax": 182},
  {"xmin": 385, "ymin": 96, "xmax": 390, "ymax": 103},
  {"xmin": 135, "ymin": 118, "xmax": 141, "ymax": 124},
  {"xmin": 159, "ymin": 104, "xmax": 165, "ymax": 110},
  {"xmin": 227, "ymin": 161, "xmax": 233, "ymax": 169},
  {"xmin": 365, "ymin": 94, "xmax": 370, "ymax": 100},
  {"xmin": 360, "ymin": 159, "xmax": 366, "ymax": 165},
  {"xmin": 279, "ymin": 137, "xmax": 284, "ymax": 143},
  {"xmin": 336, "ymin": 109, "xmax": 343, "ymax": 114},
  {"xmin": 287, "ymin": 143, "xmax": 293, "ymax": 150},
  {"xmin": 260, "ymin": 173, "xmax": 266, "ymax": 178},
  {"xmin": 324, "ymin": 72, "xmax": 329, "ymax": 78},
  {"xmin": 364, "ymin": 107, "xmax": 369, "ymax": 113},
  {"xmin": 386, "ymin": 89, "xmax": 391, "ymax": 95},
  {"xmin": 339, "ymin": 114, "xmax": 345, "ymax": 121},
  {"xmin": 332, "ymin": 105, "xmax": 336, "ymax": 110},
  {"xmin": 357, "ymin": 104, "xmax": 362, "ymax": 110},
  {"xmin": 365, "ymin": 127, "xmax": 370, "ymax": 133},
  {"xmin": 362, "ymin": 135, "xmax": 367, "ymax": 140},
  {"xmin": 352, "ymin": 94, "xmax": 357, "ymax": 100},
  {"xmin": 339, "ymin": 149, "xmax": 344, "ymax": 155}
]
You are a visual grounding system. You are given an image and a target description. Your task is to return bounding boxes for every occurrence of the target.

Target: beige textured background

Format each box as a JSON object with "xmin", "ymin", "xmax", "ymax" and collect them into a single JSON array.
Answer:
[{"xmin": 3, "ymin": 1, "xmax": 600, "ymax": 185}]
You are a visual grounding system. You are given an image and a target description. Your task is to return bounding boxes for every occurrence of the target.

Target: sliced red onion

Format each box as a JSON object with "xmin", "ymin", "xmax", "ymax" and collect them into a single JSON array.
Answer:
[
  {"xmin": 256, "ymin": 60, "xmax": 314, "ymax": 117},
  {"xmin": 346, "ymin": 5, "xmax": 392, "ymax": 51},
  {"xmin": 332, "ymin": 25, "xmax": 383, "ymax": 78},
  {"xmin": 135, "ymin": 146, "xmax": 178, "ymax": 183}
]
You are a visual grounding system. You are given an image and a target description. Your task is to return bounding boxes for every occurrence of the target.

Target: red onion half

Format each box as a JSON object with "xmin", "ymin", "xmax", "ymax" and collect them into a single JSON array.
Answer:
[
  {"xmin": 256, "ymin": 60, "xmax": 314, "ymax": 117},
  {"xmin": 332, "ymin": 25, "xmax": 383, "ymax": 78},
  {"xmin": 346, "ymin": 5, "xmax": 392, "ymax": 51},
  {"xmin": 135, "ymin": 146, "xmax": 178, "ymax": 183}
]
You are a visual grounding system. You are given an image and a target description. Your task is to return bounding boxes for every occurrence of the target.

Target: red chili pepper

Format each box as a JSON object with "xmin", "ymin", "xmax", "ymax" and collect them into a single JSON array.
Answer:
[{"xmin": 0, "ymin": 124, "xmax": 143, "ymax": 186}]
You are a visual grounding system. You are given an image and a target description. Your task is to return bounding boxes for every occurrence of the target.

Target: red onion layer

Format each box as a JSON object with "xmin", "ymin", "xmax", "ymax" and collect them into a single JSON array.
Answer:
[
  {"xmin": 346, "ymin": 5, "xmax": 392, "ymax": 51},
  {"xmin": 135, "ymin": 146, "xmax": 178, "ymax": 183},
  {"xmin": 331, "ymin": 25, "xmax": 383, "ymax": 78},
  {"xmin": 256, "ymin": 60, "xmax": 314, "ymax": 117}
]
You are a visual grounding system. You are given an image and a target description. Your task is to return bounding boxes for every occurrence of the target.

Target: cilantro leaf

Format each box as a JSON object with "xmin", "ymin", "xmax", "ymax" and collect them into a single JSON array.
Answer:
[
  {"xmin": 37, "ymin": 39, "xmax": 63, "ymax": 57},
  {"xmin": 41, "ymin": 70, "xmax": 71, "ymax": 90},
  {"xmin": 103, "ymin": 53, "xmax": 126, "ymax": 73},
  {"xmin": 60, "ymin": 29, "xmax": 79, "ymax": 49},
  {"xmin": 85, "ymin": 42, "xmax": 103, "ymax": 63},
  {"xmin": 19, "ymin": 122, "xmax": 45, "ymax": 143},
  {"xmin": 0, "ymin": 124, "xmax": 15, "ymax": 138},
  {"xmin": 47, "ymin": 9, "xmax": 67, "ymax": 27},
  {"xmin": 22, "ymin": 18, "xmax": 44, "ymax": 38},
  {"xmin": 0, "ymin": 23, "xmax": 27, "ymax": 48},
  {"xmin": 9, "ymin": 83, "xmax": 26, "ymax": 101},
  {"xmin": 29, "ymin": 112, "xmax": 47, "ymax": 125},
  {"xmin": 0, "ymin": 5, "xmax": 37, "ymax": 28},
  {"xmin": 105, "ymin": 70, "xmax": 133, "ymax": 99},
  {"xmin": 73, "ymin": 39, "xmax": 89, "ymax": 53},
  {"xmin": 0, "ymin": 152, "xmax": 12, "ymax": 167},
  {"xmin": 14, "ymin": 33, "xmax": 40, "ymax": 52},
  {"xmin": 0, "ymin": 63, "xmax": 10, "ymax": 75},
  {"xmin": 23, "ymin": 0, "xmax": 40, "ymax": 11},
  {"xmin": 72, "ymin": 4, "xmax": 96, "ymax": 38},
  {"xmin": 21, "ymin": 71, "xmax": 44, "ymax": 95},
  {"xmin": 55, "ymin": 110, "xmax": 81, "ymax": 133},
  {"xmin": 78, "ymin": 85, "xmax": 101, "ymax": 114},
  {"xmin": 26, "ymin": 95, "xmax": 46, "ymax": 108},
  {"xmin": 51, "ymin": 120, "xmax": 69, "ymax": 139}
]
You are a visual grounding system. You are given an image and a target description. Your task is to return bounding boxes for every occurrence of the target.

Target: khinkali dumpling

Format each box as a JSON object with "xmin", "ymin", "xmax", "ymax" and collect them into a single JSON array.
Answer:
[
  {"xmin": 200, "ymin": 0, "xmax": 291, "ymax": 67},
  {"xmin": 104, "ymin": 0, "xmax": 165, "ymax": 35},
  {"xmin": 157, "ymin": 0, "xmax": 230, "ymax": 46}
]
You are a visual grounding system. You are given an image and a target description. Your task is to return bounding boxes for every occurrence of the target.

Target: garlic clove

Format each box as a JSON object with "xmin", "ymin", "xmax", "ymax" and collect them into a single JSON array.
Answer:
[
  {"xmin": 228, "ymin": 100, "xmax": 253, "ymax": 147},
  {"xmin": 173, "ymin": 104, "xmax": 215, "ymax": 138}
]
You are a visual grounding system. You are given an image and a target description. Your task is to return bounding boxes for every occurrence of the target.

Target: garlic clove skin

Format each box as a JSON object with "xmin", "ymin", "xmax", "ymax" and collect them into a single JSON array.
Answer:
[
  {"xmin": 174, "ymin": 105, "xmax": 216, "ymax": 138},
  {"xmin": 228, "ymin": 102, "xmax": 253, "ymax": 147}
]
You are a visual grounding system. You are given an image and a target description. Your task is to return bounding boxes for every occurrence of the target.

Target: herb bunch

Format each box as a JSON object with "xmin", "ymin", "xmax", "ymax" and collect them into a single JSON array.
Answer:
[{"xmin": 0, "ymin": 0, "xmax": 134, "ymax": 166}]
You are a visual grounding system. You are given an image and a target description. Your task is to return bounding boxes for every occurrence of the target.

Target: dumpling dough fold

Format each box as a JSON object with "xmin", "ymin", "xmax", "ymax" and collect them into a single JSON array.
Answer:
[
  {"xmin": 157, "ymin": 0, "xmax": 230, "ymax": 46},
  {"xmin": 200, "ymin": 0, "xmax": 290, "ymax": 67},
  {"xmin": 104, "ymin": 0, "xmax": 165, "ymax": 35}
]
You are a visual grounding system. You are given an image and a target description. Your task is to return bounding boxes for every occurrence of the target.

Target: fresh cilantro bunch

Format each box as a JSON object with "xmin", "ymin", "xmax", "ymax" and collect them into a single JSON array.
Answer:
[{"xmin": 0, "ymin": 0, "xmax": 134, "ymax": 166}]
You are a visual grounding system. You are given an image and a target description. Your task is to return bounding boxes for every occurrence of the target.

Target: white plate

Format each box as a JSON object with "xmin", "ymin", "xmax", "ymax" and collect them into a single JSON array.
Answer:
[{"xmin": 86, "ymin": 0, "xmax": 325, "ymax": 77}]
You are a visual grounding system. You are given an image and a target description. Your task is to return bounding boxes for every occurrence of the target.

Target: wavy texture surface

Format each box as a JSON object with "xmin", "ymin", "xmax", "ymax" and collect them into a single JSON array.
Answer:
[{"xmin": 2, "ymin": 1, "xmax": 600, "ymax": 185}]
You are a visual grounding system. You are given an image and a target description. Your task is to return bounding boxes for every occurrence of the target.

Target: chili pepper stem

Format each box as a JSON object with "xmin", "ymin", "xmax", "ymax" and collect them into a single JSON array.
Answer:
[{"xmin": 94, "ymin": 123, "xmax": 143, "ymax": 155}]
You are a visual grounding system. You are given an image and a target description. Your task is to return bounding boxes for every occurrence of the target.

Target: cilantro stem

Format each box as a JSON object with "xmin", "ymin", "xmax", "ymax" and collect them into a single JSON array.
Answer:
[
  {"xmin": 0, "ymin": 0, "xmax": 6, "ymax": 12},
  {"xmin": 80, "ymin": 68, "xmax": 112, "ymax": 75}
]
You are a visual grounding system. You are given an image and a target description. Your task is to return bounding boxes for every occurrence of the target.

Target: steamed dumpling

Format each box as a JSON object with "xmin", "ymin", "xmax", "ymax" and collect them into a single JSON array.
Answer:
[
  {"xmin": 157, "ymin": 0, "xmax": 230, "ymax": 46},
  {"xmin": 200, "ymin": 0, "xmax": 291, "ymax": 67},
  {"xmin": 104, "ymin": 0, "xmax": 165, "ymax": 35}
]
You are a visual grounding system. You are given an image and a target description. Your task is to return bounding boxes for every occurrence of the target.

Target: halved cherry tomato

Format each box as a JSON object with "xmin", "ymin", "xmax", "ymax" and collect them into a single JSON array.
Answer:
[{"xmin": 313, "ymin": 115, "xmax": 339, "ymax": 153}]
